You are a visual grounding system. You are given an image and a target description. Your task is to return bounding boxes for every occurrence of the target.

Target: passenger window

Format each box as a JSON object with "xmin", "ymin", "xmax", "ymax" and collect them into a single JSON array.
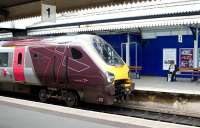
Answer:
[
  {"xmin": 18, "ymin": 53, "xmax": 22, "ymax": 65},
  {"xmin": 0, "ymin": 53, "xmax": 8, "ymax": 67},
  {"xmin": 71, "ymin": 48, "xmax": 83, "ymax": 59}
]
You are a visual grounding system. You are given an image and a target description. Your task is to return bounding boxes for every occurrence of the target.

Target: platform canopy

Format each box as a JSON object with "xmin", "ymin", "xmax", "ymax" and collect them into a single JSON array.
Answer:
[
  {"xmin": 0, "ymin": 0, "xmax": 150, "ymax": 21},
  {"xmin": 0, "ymin": 0, "xmax": 200, "ymax": 35}
]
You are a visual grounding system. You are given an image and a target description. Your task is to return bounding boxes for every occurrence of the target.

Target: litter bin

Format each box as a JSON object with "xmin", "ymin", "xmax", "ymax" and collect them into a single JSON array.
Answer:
[
  {"xmin": 135, "ymin": 72, "xmax": 140, "ymax": 79},
  {"xmin": 167, "ymin": 73, "xmax": 172, "ymax": 82},
  {"xmin": 132, "ymin": 72, "xmax": 140, "ymax": 79}
]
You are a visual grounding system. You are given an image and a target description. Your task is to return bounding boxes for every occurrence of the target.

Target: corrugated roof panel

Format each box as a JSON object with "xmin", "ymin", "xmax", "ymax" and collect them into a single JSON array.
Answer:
[
  {"xmin": 1, "ymin": 0, "xmax": 200, "ymax": 30},
  {"xmin": 27, "ymin": 15, "xmax": 200, "ymax": 35}
]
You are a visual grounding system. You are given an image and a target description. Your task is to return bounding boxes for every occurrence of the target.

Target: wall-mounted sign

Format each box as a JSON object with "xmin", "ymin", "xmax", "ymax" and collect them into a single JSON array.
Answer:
[
  {"xmin": 178, "ymin": 35, "xmax": 183, "ymax": 43},
  {"xmin": 41, "ymin": 3, "xmax": 56, "ymax": 22},
  {"xmin": 179, "ymin": 48, "xmax": 193, "ymax": 68},
  {"xmin": 163, "ymin": 48, "xmax": 176, "ymax": 70}
]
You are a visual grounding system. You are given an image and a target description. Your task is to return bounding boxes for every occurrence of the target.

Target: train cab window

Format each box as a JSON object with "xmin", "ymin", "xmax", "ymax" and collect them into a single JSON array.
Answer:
[
  {"xmin": 0, "ymin": 53, "xmax": 8, "ymax": 67},
  {"xmin": 18, "ymin": 53, "xmax": 22, "ymax": 65},
  {"xmin": 71, "ymin": 48, "xmax": 83, "ymax": 59},
  {"xmin": 33, "ymin": 53, "xmax": 38, "ymax": 59}
]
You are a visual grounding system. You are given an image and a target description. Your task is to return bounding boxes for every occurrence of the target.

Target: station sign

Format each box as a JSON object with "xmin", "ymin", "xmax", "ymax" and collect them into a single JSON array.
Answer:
[{"xmin": 41, "ymin": 0, "xmax": 56, "ymax": 22}]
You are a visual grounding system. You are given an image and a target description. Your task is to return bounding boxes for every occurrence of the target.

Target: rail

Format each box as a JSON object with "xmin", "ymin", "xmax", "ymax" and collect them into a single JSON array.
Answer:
[{"xmin": 0, "ymin": 90, "xmax": 200, "ymax": 127}]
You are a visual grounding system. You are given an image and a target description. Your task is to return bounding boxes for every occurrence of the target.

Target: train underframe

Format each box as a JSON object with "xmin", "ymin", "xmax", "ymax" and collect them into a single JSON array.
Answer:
[{"xmin": 0, "ymin": 80, "xmax": 134, "ymax": 107}]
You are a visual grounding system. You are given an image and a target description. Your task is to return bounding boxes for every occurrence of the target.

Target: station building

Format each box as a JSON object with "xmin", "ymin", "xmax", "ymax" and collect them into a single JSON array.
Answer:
[
  {"xmin": 1, "ymin": 0, "xmax": 200, "ymax": 121},
  {"xmin": 0, "ymin": 0, "xmax": 200, "ymax": 78}
]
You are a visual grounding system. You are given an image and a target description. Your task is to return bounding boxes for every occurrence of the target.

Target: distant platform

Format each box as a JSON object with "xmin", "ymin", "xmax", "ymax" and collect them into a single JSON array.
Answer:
[
  {"xmin": 0, "ymin": 96, "xmax": 194, "ymax": 128},
  {"xmin": 134, "ymin": 76, "xmax": 200, "ymax": 95}
]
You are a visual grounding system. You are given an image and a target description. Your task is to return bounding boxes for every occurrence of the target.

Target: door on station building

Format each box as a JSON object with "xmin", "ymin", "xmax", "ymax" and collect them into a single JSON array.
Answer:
[
  {"xmin": 121, "ymin": 42, "xmax": 139, "ymax": 67},
  {"xmin": 13, "ymin": 47, "xmax": 25, "ymax": 82}
]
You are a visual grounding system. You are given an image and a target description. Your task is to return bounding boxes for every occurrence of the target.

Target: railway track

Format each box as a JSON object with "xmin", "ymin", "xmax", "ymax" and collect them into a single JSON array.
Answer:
[
  {"xmin": 0, "ymin": 91, "xmax": 200, "ymax": 127},
  {"xmin": 79, "ymin": 103, "xmax": 200, "ymax": 127}
]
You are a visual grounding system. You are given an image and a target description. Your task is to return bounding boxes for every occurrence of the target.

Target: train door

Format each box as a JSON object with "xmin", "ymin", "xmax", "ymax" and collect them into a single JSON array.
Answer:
[{"xmin": 13, "ymin": 47, "xmax": 25, "ymax": 82}]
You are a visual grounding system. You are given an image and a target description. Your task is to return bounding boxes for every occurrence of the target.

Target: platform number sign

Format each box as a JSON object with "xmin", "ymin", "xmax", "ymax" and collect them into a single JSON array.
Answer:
[
  {"xmin": 41, "ymin": 4, "xmax": 56, "ymax": 22},
  {"xmin": 46, "ymin": 8, "xmax": 50, "ymax": 18}
]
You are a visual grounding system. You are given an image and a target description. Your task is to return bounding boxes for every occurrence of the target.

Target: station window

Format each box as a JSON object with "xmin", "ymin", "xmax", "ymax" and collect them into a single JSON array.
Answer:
[
  {"xmin": 0, "ymin": 53, "xmax": 8, "ymax": 67},
  {"xmin": 71, "ymin": 48, "xmax": 83, "ymax": 59},
  {"xmin": 18, "ymin": 53, "xmax": 22, "ymax": 65}
]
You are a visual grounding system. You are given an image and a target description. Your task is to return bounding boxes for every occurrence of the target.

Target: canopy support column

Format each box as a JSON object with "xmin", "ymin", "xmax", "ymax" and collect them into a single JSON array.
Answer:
[
  {"xmin": 193, "ymin": 27, "xmax": 199, "ymax": 68},
  {"xmin": 126, "ymin": 33, "xmax": 130, "ymax": 66}
]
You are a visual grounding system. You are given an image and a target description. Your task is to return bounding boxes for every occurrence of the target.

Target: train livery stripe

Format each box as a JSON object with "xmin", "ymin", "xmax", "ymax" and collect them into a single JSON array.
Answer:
[{"xmin": 13, "ymin": 47, "xmax": 25, "ymax": 82}]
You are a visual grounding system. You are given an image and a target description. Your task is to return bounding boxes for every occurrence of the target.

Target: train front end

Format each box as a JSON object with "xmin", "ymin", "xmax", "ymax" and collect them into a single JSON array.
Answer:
[{"xmin": 92, "ymin": 36, "xmax": 134, "ymax": 104}]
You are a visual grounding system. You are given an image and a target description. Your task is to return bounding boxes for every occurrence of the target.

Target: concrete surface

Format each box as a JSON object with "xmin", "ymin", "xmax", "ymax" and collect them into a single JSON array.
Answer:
[
  {"xmin": 0, "ymin": 103, "xmax": 127, "ymax": 128},
  {"xmin": 0, "ymin": 96, "xmax": 197, "ymax": 128},
  {"xmin": 134, "ymin": 76, "xmax": 200, "ymax": 95}
]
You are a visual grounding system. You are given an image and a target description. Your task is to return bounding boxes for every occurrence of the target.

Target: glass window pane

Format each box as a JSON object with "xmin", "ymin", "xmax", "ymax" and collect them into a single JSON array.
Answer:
[
  {"xmin": 71, "ymin": 48, "xmax": 83, "ymax": 59},
  {"xmin": 18, "ymin": 53, "xmax": 22, "ymax": 65},
  {"xmin": 0, "ymin": 53, "xmax": 8, "ymax": 67}
]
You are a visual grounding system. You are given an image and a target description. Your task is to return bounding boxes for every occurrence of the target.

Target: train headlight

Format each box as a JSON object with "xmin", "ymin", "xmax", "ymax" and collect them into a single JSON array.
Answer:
[{"xmin": 106, "ymin": 72, "xmax": 115, "ymax": 83}]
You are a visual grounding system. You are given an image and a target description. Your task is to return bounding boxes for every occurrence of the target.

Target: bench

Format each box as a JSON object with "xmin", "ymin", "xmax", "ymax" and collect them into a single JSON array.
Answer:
[
  {"xmin": 129, "ymin": 66, "xmax": 142, "ymax": 79},
  {"xmin": 175, "ymin": 68, "xmax": 200, "ymax": 81}
]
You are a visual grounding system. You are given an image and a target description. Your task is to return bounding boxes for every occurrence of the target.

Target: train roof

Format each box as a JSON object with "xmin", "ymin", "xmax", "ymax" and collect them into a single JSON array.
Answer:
[{"xmin": 0, "ymin": 34, "xmax": 98, "ymax": 47}]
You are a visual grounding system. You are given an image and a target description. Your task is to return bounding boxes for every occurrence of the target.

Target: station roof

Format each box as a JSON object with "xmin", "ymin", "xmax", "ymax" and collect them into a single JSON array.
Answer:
[
  {"xmin": 0, "ymin": 0, "xmax": 200, "ymax": 35},
  {"xmin": 0, "ymin": 0, "xmax": 39, "ymax": 20},
  {"xmin": 0, "ymin": 0, "xmax": 38, "ymax": 8},
  {"xmin": 0, "ymin": 0, "xmax": 148, "ymax": 21}
]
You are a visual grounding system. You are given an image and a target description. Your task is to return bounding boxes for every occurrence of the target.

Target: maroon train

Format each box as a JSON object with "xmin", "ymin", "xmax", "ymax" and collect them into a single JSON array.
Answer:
[{"xmin": 0, "ymin": 35, "xmax": 134, "ymax": 106}]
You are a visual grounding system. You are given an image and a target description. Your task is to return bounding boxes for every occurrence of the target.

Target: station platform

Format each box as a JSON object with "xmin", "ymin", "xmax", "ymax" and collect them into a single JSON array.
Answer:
[
  {"xmin": 0, "ymin": 96, "xmax": 195, "ymax": 128},
  {"xmin": 134, "ymin": 76, "xmax": 200, "ymax": 95}
]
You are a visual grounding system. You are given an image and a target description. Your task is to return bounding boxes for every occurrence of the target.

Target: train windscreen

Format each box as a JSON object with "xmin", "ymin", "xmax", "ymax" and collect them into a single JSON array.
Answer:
[{"xmin": 93, "ymin": 37, "xmax": 124, "ymax": 66}]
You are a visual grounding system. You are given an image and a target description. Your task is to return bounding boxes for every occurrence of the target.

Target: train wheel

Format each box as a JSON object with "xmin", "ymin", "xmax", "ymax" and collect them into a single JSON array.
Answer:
[
  {"xmin": 64, "ymin": 91, "xmax": 78, "ymax": 107},
  {"xmin": 38, "ymin": 89, "xmax": 48, "ymax": 102}
]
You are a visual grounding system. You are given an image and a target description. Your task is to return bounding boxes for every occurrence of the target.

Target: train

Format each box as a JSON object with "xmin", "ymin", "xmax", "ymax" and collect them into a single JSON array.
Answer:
[{"xmin": 0, "ymin": 34, "xmax": 134, "ymax": 107}]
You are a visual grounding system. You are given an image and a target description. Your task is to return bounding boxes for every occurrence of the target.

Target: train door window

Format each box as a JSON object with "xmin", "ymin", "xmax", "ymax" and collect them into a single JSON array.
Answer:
[
  {"xmin": 18, "ymin": 53, "xmax": 22, "ymax": 65},
  {"xmin": 71, "ymin": 48, "xmax": 83, "ymax": 59},
  {"xmin": 0, "ymin": 53, "xmax": 8, "ymax": 67}
]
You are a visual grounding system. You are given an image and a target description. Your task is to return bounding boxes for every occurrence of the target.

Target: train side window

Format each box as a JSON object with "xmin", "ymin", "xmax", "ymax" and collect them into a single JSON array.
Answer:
[
  {"xmin": 71, "ymin": 48, "xmax": 83, "ymax": 59},
  {"xmin": 18, "ymin": 53, "xmax": 22, "ymax": 65},
  {"xmin": 0, "ymin": 53, "xmax": 8, "ymax": 67}
]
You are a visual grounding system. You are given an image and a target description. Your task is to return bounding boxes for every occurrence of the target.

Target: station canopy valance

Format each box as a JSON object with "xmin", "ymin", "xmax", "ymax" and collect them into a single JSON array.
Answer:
[
  {"xmin": 28, "ymin": 15, "xmax": 200, "ymax": 35},
  {"xmin": 0, "ymin": 0, "xmax": 200, "ymax": 35}
]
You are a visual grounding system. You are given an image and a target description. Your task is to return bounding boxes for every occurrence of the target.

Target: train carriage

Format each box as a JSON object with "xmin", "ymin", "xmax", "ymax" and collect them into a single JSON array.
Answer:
[{"xmin": 0, "ymin": 34, "xmax": 134, "ymax": 107}]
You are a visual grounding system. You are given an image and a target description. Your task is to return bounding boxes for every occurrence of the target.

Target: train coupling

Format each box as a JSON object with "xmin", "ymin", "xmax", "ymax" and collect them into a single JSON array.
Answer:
[{"xmin": 115, "ymin": 81, "xmax": 134, "ymax": 102}]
